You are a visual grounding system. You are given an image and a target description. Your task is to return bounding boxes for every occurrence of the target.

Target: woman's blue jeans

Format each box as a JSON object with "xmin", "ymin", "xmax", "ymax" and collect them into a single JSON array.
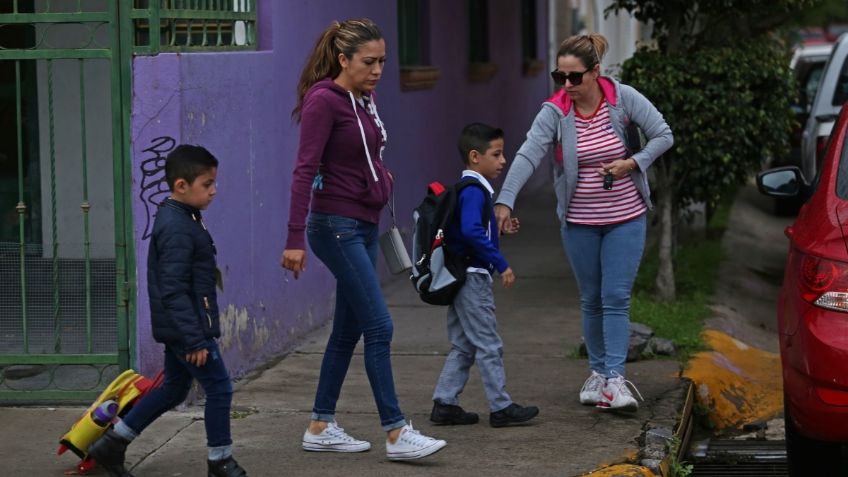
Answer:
[
  {"xmin": 561, "ymin": 214, "xmax": 646, "ymax": 378},
  {"xmin": 307, "ymin": 212, "xmax": 406, "ymax": 431}
]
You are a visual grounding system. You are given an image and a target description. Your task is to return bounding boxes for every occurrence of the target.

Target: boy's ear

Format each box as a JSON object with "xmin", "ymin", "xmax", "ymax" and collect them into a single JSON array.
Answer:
[
  {"xmin": 468, "ymin": 150, "xmax": 480, "ymax": 165},
  {"xmin": 172, "ymin": 177, "xmax": 188, "ymax": 193}
]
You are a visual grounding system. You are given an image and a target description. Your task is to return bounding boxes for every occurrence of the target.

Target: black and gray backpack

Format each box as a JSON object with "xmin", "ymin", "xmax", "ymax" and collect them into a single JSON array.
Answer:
[{"xmin": 410, "ymin": 179, "xmax": 489, "ymax": 305}]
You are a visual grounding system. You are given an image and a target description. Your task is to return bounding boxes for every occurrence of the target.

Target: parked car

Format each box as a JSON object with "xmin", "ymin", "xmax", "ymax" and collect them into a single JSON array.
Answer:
[
  {"xmin": 768, "ymin": 43, "xmax": 832, "ymax": 215},
  {"xmin": 789, "ymin": 43, "xmax": 832, "ymax": 158},
  {"xmin": 800, "ymin": 33, "xmax": 848, "ymax": 183},
  {"xmin": 757, "ymin": 103, "xmax": 848, "ymax": 476},
  {"xmin": 796, "ymin": 27, "xmax": 830, "ymax": 47}
]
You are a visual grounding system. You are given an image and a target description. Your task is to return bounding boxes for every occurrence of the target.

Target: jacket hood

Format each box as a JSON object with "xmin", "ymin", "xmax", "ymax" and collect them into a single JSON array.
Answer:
[
  {"xmin": 307, "ymin": 77, "xmax": 374, "ymax": 101},
  {"xmin": 546, "ymin": 76, "xmax": 618, "ymax": 114}
]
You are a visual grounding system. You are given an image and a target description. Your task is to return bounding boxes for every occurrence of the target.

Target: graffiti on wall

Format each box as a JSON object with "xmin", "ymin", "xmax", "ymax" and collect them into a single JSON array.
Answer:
[{"xmin": 139, "ymin": 136, "xmax": 176, "ymax": 240}]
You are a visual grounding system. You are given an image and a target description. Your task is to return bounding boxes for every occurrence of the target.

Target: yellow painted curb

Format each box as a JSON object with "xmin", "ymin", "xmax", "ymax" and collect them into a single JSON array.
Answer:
[
  {"xmin": 580, "ymin": 464, "xmax": 656, "ymax": 476},
  {"xmin": 682, "ymin": 329, "xmax": 782, "ymax": 430}
]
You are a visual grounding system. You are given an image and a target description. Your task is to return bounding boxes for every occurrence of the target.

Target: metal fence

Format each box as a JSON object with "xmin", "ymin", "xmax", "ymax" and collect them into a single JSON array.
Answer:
[{"xmin": 0, "ymin": 0, "xmax": 133, "ymax": 402}]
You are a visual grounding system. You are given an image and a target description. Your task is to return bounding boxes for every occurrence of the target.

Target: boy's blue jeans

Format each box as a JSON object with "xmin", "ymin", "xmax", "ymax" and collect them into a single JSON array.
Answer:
[
  {"xmin": 561, "ymin": 214, "xmax": 646, "ymax": 378},
  {"xmin": 121, "ymin": 339, "xmax": 232, "ymax": 449},
  {"xmin": 307, "ymin": 212, "xmax": 406, "ymax": 431}
]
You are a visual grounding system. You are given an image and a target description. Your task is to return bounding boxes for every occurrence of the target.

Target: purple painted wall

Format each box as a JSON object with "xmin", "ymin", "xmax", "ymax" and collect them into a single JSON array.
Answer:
[{"xmin": 131, "ymin": 0, "xmax": 551, "ymax": 377}]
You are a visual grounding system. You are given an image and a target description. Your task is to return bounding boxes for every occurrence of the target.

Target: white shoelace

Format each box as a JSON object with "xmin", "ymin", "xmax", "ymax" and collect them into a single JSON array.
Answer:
[
  {"xmin": 581, "ymin": 371, "xmax": 606, "ymax": 394},
  {"xmin": 397, "ymin": 422, "xmax": 433, "ymax": 447},
  {"xmin": 609, "ymin": 372, "xmax": 645, "ymax": 401},
  {"xmin": 325, "ymin": 423, "xmax": 358, "ymax": 442}
]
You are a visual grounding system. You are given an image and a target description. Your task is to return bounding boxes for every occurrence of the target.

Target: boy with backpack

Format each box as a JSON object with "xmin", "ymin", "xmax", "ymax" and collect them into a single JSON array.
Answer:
[{"xmin": 429, "ymin": 123, "xmax": 540, "ymax": 428}]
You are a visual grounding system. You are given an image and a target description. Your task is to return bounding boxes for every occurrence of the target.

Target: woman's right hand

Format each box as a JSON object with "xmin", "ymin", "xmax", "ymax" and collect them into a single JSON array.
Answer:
[
  {"xmin": 495, "ymin": 204, "xmax": 514, "ymax": 234},
  {"xmin": 281, "ymin": 249, "xmax": 306, "ymax": 279}
]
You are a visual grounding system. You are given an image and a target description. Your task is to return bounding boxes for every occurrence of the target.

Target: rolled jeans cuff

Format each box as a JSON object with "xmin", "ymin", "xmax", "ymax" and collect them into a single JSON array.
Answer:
[
  {"xmin": 311, "ymin": 412, "xmax": 335, "ymax": 423},
  {"xmin": 382, "ymin": 418, "xmax": 406, "ymax": 432},
  {"xmin": 208, "ymin": 444, "xmax": 232, "ymax": 461}
]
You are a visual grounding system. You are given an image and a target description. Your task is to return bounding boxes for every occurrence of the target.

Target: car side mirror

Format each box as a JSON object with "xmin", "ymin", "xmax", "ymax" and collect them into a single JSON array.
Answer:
[{"xmin": 756, "ymin": 166, "xmax": 807, "ymax": 197}]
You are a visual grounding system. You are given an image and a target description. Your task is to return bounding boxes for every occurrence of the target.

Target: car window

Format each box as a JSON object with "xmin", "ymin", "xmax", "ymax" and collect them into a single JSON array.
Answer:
[
  {"xmin": 838, "ymin": 132, "xmax": 848, "ymax": 199},
  {"xmin": 803, "ymin": 65, "xmax": 826, "ymax": 111},
  {"xmin": 833, "ymin": 56, "xmax": 848, "ymax": 106}
]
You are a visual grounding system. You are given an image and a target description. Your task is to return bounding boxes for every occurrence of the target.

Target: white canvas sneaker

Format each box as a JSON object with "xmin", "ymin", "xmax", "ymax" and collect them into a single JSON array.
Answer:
[
  {"xmin": 596, "ymin": 373, "xmax": 644, "ymax": 412},
  {"xmin": 302, "ymin": 421, "xmax": 371, "ymax": 452},
  {"xmin": 579, "ymin": 370, "xmax": 607, "ymax": 405},
  {"xmin": 386, "ymin": 422, "xmax": 446, "ymax": 460}
]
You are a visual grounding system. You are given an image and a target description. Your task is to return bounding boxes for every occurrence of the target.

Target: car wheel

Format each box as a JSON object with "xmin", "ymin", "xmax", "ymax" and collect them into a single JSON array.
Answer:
[{"xmin": 784, "ymin": 394, "xmax": 847, "ymax": 475}]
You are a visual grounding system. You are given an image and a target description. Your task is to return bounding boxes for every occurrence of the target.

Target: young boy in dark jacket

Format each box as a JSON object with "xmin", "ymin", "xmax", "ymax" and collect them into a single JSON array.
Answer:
[
  {"xmin": 430, "ymin": 123, "xmax": 540, "ymax": 428},
  {"xmin": 88, "ymin": 145, "xmax": 247, "ymax": 477}
]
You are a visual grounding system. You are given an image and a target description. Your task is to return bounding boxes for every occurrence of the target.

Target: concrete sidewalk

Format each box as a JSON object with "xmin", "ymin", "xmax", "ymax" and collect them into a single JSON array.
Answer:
[{"xmin": 7, "ymin": 191, "xmax": 685, "ymax": 477}]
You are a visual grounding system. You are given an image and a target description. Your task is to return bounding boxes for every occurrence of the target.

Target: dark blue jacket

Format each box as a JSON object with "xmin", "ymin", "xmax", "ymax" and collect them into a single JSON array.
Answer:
[
  {"xmin": 445, "ymin": 177, "xmax": 509, "ymax": 275},
  {"xmin": 147, "ymin": 198, "xmax": 220, "ymax": 351}
]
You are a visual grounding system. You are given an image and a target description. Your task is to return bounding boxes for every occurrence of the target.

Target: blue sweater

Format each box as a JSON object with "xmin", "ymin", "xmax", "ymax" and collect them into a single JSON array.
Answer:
[{"xmin": 445, "ymin": 178, "xmax": 509, "ymax": 275}]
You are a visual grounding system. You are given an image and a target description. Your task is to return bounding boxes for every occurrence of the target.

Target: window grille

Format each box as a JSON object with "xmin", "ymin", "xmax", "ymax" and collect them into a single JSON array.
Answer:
[{"xmin": 132, "ymin": 0, "xmax": 256, "ymax": 54}]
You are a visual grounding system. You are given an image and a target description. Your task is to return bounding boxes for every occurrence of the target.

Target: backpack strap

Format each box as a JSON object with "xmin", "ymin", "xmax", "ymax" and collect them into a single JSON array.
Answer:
[{"xmin": 455, "ymin": 178, "xmax": 491, "ymax": 228}]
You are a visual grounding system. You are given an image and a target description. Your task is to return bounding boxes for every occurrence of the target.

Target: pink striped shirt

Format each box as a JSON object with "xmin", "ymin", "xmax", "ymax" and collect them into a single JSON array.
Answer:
[{"xmin": 566, "ymin": 102, "xmax": 647, "ymax": 225}]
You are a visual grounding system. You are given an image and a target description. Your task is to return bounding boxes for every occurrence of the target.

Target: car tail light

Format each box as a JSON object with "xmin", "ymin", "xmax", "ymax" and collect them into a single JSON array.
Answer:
[{"xmin": 799, "ymin": 253, "xmax": 848, "ymax": 312}]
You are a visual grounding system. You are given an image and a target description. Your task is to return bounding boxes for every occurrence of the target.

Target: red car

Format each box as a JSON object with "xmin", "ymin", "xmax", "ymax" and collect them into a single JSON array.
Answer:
[{"xmin": 758, "ymin": 103, "xmax": 848, "ymax": 475}]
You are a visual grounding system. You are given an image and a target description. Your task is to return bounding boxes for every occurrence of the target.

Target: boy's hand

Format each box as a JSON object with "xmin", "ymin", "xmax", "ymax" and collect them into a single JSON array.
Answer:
[
  {"xmin": 501, "ymin": 267, "xmax": 515, "ymax": 289},
  {"xmin": 505, "ymin": 217, "xmax": 520, "ymax": 234},
  {"xmin": 281, "ymin": 249, "xmax": 306, "ymax": 279},
  {"xmin": 186, "ymin": 348, "xmax": 209, "ymax": 367}
]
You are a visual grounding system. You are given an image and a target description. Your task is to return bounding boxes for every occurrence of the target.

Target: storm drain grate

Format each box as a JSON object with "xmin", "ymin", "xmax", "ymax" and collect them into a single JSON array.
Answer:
[
  {"xmin": 689, "ymin": 440, "xmax": 787, "ymax": 476},
  {"xmin": 689, "ymin": 462, "xmax": 788, "ymax": 476}
]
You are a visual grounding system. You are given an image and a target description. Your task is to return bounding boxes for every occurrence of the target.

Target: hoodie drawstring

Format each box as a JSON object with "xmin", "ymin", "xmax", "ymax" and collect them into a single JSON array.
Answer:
[{"xmin": 348, "ymin": 91, "xmax": 379, "ymax": 182}]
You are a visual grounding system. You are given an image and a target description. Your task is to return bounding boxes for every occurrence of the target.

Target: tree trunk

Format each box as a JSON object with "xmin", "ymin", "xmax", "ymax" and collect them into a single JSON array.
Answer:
[{"xmin": 655, "ymin": 163, "xmax": 676, "ymax": 301}]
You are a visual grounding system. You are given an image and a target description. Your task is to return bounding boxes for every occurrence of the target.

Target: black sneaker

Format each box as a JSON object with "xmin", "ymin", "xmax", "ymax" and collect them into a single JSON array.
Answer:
[
  {"xmin": 489, "ymin": 403, "xmax": 539, "ymax": 428},
  {"xmin": 87, "ymin": 429, "xmax": 134, "ymax": 477},
  {"xmin": 208, "ymin": 456, "xmax": 248, "ymax": 477},
  {"xmin": 430, "ymin": 401, "xmax": 479, "ymax": 425}
]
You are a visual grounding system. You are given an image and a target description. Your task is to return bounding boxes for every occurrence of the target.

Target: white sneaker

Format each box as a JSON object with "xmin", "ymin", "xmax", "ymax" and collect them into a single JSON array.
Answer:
[
  {"xmin": 579, "ymin": 370, "xmax": 607, "ymax": 405},
  {"xmin": 596, "ymin": 373, "xmax": 644, "ymax": 412},
  {"xmin": 302, "ymin": 421, "xmax": 371, "ymax": 452},
  {"xmin": 386, "ymin": 422, "xmax": 446, "ymax": 460}
]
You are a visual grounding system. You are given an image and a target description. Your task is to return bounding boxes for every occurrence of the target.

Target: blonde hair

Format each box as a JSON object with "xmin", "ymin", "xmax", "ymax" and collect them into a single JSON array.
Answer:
[
  {"xmin": 292, "ymin": 18, "xmax": 383, "ymax": 122},
  {"xmin": 557, "ymin": 33, "xmax": 608, "ymax": 69}
]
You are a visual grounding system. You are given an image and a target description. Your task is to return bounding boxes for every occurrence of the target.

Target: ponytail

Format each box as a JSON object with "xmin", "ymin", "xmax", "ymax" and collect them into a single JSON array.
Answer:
[{"xmin": 292, "ymin": 22, "xmax": 342, "ymax": 122}]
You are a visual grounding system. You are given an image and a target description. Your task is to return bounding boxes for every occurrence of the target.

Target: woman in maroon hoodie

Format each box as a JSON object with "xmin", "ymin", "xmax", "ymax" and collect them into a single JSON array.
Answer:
[{"xmin": 280, "ymin": 19, "xmax": 446, "ymax": 461}]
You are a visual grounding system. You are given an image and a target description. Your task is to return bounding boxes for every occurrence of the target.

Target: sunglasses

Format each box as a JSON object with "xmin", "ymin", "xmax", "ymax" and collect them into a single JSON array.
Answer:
[{"xmin": 550, "ymin": 68, "xmax": 591, "ymax": 86}]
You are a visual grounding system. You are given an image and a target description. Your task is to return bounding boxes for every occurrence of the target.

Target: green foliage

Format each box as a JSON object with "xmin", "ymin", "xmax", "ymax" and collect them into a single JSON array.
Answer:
[
  {"xmin": 794, "ymin": 0, "xmax": 848, "ymax": 28},
  {"xmin": 609, "ymin": 0, "xmax": 819, "ymax": 51},
  {"xmin": 667, "ymin": 436, "xmax": 695, "ymax": 477},
  {"xmin": 631, "ymin": 193, "xmax": 732, "ymax": 358},
  {"xmin": 620, "ymin": 39, "xmax": 795, "ymax": 211}
]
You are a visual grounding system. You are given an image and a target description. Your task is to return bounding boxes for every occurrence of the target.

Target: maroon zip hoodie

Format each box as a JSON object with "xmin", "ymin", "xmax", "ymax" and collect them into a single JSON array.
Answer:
[{"xmin": 285, "ymin": 78, "xmax": 393, "ymax": 250}]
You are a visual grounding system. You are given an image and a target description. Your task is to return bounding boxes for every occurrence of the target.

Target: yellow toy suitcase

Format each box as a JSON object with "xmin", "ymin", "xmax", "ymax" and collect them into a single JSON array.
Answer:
[{"xmin": 58, "ymin": 369, "xmax": 163, "ymax": 475}]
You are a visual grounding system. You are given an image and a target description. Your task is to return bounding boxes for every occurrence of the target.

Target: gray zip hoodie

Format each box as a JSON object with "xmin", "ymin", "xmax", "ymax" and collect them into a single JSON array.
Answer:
[{"xmin": 496, "ymin": 77, "xmax": 673, "ymax": 224}]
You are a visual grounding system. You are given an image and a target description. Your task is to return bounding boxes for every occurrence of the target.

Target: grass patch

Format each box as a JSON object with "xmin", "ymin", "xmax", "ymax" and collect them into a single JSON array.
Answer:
[{"xmin": 632, "ymin": 193, "xmax": 734, "ymax": 360}]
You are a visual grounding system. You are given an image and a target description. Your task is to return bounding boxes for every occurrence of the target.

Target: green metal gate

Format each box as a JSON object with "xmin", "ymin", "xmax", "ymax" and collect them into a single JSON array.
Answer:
[{"xmin": 0, "ymin": 1, "xmax": 134, "ymax": 402}]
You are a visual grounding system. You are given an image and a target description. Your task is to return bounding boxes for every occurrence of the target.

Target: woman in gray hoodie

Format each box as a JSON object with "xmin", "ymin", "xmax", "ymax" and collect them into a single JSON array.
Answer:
[
  {"xmin": 494, "ymin": 33, "xmax": 673, "ymax": 413},
  {"xmin": 281, "ymin": 18, "xmax": 446, "ymax": 461}
]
